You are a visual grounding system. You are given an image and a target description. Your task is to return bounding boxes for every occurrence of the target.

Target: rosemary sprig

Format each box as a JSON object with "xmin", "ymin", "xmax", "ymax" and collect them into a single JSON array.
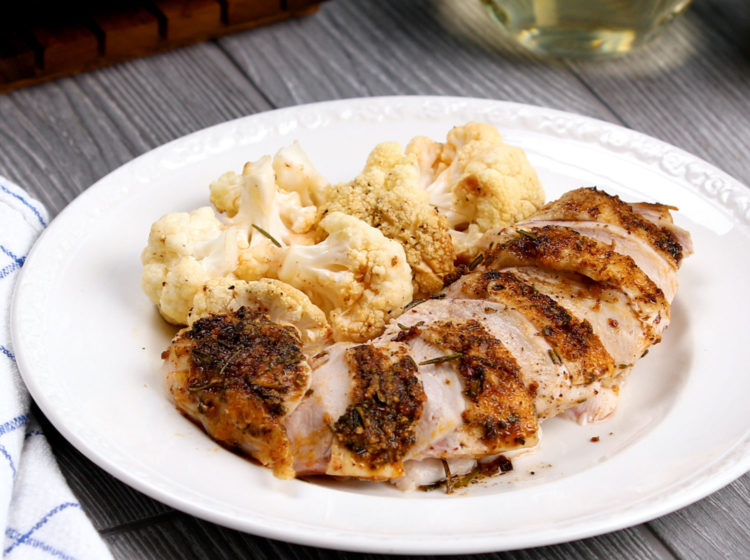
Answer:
[
  {"xmin": 517, "ymin": 229, "xmax": 538, "ymax": 240},
  {"xmin": 548, "ymin": 347, "xmax": 563, "ymax": 365},
  {"xmin": 468, "ymin": 253, "xmax": 484, "ymax": 270},
  {"xmin": 252, "ymin": 224, "xmax": 282, "ymax": 247},
  {"xmin": 452, "ymin": 469, "xmax": 481, "ymax": 490},
  {"xmin": 419, "ymin": 352, "xmax": 463, "ymax": 366},
  {"xmin": 404, "ymin": 298, "xmax": 426, "ymax": 311},
  {"xmin": 441, "ymin": 459, "xmax": 454, "ymax": 494},
  {"xmin": 218, "ymin": 349, "xmax": 243, "ymax": 376},
  {"xmin": 188, "ymin": 379, "xmax": 222, "ymax": 392}
]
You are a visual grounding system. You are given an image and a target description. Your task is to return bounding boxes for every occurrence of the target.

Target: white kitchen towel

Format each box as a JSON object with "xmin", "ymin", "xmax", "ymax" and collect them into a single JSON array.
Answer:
[{"xmin": 1, "ymin": 176, "xmax": 113, "ymax": 559}]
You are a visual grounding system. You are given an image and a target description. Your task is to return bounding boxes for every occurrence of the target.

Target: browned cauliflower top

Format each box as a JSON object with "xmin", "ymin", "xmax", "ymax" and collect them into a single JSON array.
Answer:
[{"xmin": 321, "ymin": 142, "xmax": 456, "ymax": 297}]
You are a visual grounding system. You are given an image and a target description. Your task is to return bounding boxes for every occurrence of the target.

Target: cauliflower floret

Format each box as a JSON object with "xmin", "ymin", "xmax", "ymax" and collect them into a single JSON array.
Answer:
[
  {"xmin": 141, "ymin": 207, "xmax": 245, "ymax": 325},
  {"xmin": 321, "ymin": 142, "xmax": 455, "ymax": 297},
  {"xmin": 189, "ymin": 277, "xmax": 332, "ymax": 353},
  {"xmin": 209, "ymin": 154, "xmax": 320, "ymax": 280},
  {"xmin": 406, "ymin": 122, "xmax": 545, "ymax": 259},
  {"xmin": 143, "ymin": 143, "xmax": 331, "ymax": 325},
  {"xmin": 278, "ymin": 211, "xmax": 413, "ymax": 343},
  {"xmin": 272, "ymin": 141, "xmax": 329, "ymax": 208}
]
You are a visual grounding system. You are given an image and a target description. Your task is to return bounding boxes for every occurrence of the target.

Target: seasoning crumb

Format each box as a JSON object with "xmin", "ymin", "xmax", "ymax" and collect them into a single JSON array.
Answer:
[
  {"xmin": 530, "ymin": 471, "xmax": 535, "ymax": 475},
  {"xmin": 609, "ymin": 432, "xmax": 614, "ymax": 436},
  {"xmin": 590, "ymin": 436, "xmax": 600, "ymax": 442}
]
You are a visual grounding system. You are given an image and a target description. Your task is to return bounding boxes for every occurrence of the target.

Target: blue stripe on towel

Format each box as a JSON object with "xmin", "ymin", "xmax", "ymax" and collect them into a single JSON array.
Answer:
[
  {"xmin": 0, "ymin": 415, "xmax": 29, "ymax": 437},
  {"xmin": 0, "ymin": 344, "xmax": 15, "ymax": 361},
  {"xmin": 0, "ymin": 245, "xmax": 25, "ymax": 281},
  {"xmin": 0, "ymin": 261, "xmax": 22, "ymax": 280},
  {"xmin": 5, "ymin": 528, "xmax": 79, "ymax": 560},
  {"xmin": 3, "ymin": 502, "xmax": 81, "ymax": 556},
  {"xmin": 0, "ymin": 184, "xmax": 47, "ymax": 227},
  {"xmin": 0, "ymin": 245, "xmax": 25, "ymax": 267},
  {"xmin": 0, "ymin": 444, "xmax": 16, "ymax": 478}
]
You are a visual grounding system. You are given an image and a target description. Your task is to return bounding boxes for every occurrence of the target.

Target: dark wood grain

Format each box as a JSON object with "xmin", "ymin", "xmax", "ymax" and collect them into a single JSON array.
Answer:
[
  {"xmin": 94, "ymin": 6, "xmax": 162, "ymax": 59},
  {"xmin": 0, "ymin": 1, "xmax": 326, "ymax": 93},
  {"xmin": 0, "ymin": 0, "xmax": 748, "ymax": 558},
  {"xmin": 224, "ymin": 0, "xmax": 282, "ymax": 25},
  {"xmin": 0, "ymin": 30, "xmax": 37, "ymax": 82},
  {"xmin": 33, "ymin": 23, "xmax": 100, "ymax": 73}
]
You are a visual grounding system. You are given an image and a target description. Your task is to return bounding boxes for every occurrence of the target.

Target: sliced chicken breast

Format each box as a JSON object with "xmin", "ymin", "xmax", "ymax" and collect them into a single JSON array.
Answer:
[
  {"xmin": 161, "ymin": 187, "xmax": 692, "ymax": 487},
  {"xmin": 164, "ymin": 307, "xmax": 312, "ymax": 479}
]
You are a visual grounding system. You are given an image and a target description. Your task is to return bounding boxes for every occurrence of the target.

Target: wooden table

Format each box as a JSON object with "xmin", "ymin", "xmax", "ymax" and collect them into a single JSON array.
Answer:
[{"xmin": 2, "ymin": 1, "xmax": 749, "ymax": 558}]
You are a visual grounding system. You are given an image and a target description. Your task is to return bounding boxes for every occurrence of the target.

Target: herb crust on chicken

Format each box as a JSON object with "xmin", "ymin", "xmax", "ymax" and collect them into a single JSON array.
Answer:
[{"xmin": 162, "ymin": 186, "xmax": 692, "ymax": 490}]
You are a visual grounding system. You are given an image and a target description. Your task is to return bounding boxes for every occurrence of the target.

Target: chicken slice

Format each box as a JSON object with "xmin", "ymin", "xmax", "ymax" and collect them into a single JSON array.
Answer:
[
  {"xmin": 385, "ymin": 298, "xmax": 593, "ymax": 421},
  {"xmin": 506, "ymin": 267, "xmax": 648, "ymax": 368},
  {"xmin": 285, "ymin": 341, "xmax": 426, "ymax": 479},
  {"xmin": 478, "ymin": 225, "xmax": 668, "ymax": 345},
  {"xmin": 444, "ymin": 270, "xmax": 631, "ymax": 424},
  {"xmin": 327, "ymin": 343, "xmax": 426, "ymax": 479},
  {"xmin": 412, "ymin": 318, "xmax": 538, "ymax": 456},
  {"xmin": 528, "ymin": 187, "xmax": 686, "ymax": 268},
  {"xmin": 284, "ymin": 342, "xmax": 352, "ymax": 476},
  {"xmin": 164, "ymin": 307, "xmax": 311, "ymax": 479},
  {"xmin": 630, "ymin": 201, "xmax": 694, "ymax": 256},
  {"xmin": 508, "ymin": 266, "xmax": 642, "ymax": 423},
  {"xmin": 446, "ymin": 270, "xmax": 615, "ymax": 386},
  {"xmin": 519, "ymin": 220, "xmax": 678, "ymax": 301},
  {"xmin": 385, "ymin": 333, "xmax": 466, "ymax": 460}
]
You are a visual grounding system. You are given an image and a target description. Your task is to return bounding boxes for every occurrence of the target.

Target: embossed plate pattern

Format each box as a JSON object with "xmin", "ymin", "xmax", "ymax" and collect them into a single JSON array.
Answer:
[{"xmin": 11, "ymin": 97, "xmax": 750, "ymax": 554}]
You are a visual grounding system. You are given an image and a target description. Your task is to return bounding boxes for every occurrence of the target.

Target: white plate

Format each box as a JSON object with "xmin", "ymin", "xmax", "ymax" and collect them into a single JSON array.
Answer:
[{"xmin": 11, "ymin": 96, "xmax": 750, "ymax": 554}]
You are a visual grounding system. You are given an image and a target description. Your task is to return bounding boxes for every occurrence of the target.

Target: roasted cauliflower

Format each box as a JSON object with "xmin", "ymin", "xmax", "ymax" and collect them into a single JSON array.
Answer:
[
  {"xmin": 209, "ymin": 154, "xmax": 321, "ymax": 281},
  {"xmin": 272, "ymin": 141, "xmax": 329, "ymax": 208},
  {"xmin": 189, "ymin": 277, "xmax": 332, "ymax": 353},
  {"xmin": 141, "ymin": 207, "xmax": 244, "ymax": 325},
  {"xmin": 406, "ymin": 122, "xmax": 545, "ymax": 259},
  {"xmin": 143, "ymin": 126, "xmax": 545, "ymax": 339},
  {"xmin": 278, "ymin": 211, "xmax": 413, "ymax": 342},
  {"xmin": 320, "ymin": 142, "xmax": 455, "ymax": 297},
  {"xmin": 143, "ymin": 144, "xmax": 329, "ymax": 325}
]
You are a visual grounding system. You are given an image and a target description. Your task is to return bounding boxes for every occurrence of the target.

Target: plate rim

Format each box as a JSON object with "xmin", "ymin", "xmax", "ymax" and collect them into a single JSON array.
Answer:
[{"xmin": 11, "ymin": 95, "xmax": 750, "ymax": 554}]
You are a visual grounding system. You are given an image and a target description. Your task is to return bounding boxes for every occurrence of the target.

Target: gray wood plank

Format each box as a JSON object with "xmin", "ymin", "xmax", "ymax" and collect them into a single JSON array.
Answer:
[
  {"xmin": 104, "ymin": 511, "xmax": 674, "ymax": 560},
  {"xmin": 649, "ymin": 472, "xmax": 750, "ymax": 559},
  {"xmin": 218, "ymin": 0, "xmax": 620, "ymax": 121},
  {"xmin": 0, "ymin": 41, "xmax": 272, "ymax": 215}
]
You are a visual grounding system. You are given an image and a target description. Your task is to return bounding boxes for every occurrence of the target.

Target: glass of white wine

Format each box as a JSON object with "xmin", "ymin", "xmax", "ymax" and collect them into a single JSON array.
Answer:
[{"xmin": 482, "ymin": 0, "xmax": 692, "ymax": 58}]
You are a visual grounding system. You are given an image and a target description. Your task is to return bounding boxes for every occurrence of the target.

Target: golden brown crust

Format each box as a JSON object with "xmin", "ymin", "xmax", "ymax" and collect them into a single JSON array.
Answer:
[
  {"xmin": 332, "ymin": 344, "xmax": 426, "ymax": 473},
  {"xmin": 455, "ymin": 270, "xmax": 615, "ymax": 385},
  {"xmin": 168, "ymin": 307, "xmax": 309, "ymax": 478},
  {"xmin": 322, "ymin": 173, "xmax": 456, "ymax": 297},
  {"xmin": 528, "ymin": 187, "xmax": 684, "ymax": 267},
  {"xmin": 482, "ymin": 225, "xmax": 668, "ymax": 344},
  {"xmin": 420, "ymin": 320, "xmax": 537, "ymax": 453}
]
